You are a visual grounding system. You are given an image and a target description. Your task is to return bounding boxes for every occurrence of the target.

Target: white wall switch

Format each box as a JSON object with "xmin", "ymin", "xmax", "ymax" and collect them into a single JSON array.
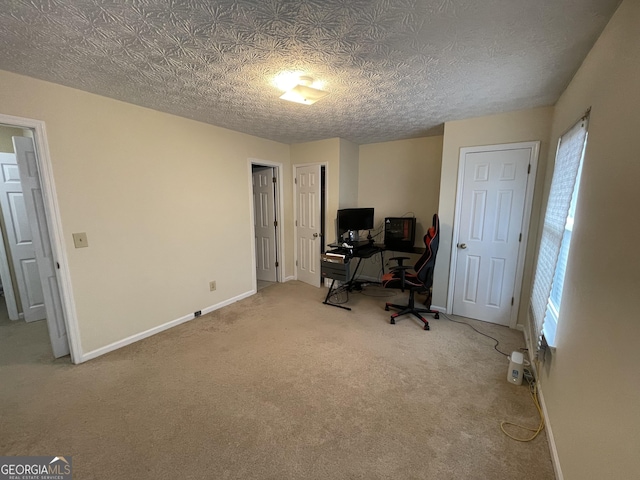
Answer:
[{"xmin": 72, "ymin": 232, "xmax": 88, "ymax": 248}]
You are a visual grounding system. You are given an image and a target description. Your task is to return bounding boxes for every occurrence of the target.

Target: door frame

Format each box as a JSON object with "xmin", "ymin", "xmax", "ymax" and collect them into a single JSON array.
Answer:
[
  {"xmin": 0, "ymin": 113, "xmax": 81, "ymax": 362},
  {"xmin": 248, "ymin": 158, "xmax": 284, "ymax": 290},
  {"xmin": 447, "ymin": 141, "xmax": 539, "ymax": 328},
  {"xmin": 293, "ymin": 162, "xmax": 327, "ymax": 284}
]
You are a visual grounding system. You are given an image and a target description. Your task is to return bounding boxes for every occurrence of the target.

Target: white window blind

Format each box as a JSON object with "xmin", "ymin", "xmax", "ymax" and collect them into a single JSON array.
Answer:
[{"xmin": 530, "ymin": 114, "xmax": 589, "ymax": 348}]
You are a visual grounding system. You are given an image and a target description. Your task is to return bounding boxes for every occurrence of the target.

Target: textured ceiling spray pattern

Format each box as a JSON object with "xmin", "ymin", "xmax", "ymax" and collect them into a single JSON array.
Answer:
[{"xmin": 0, "ymin": 0, "xmax": 620, "ymax": 144}]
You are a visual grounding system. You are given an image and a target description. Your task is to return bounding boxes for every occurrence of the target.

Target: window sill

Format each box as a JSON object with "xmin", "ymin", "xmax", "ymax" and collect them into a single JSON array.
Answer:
[{"xmin": 541, "ymin": 325, "xmax": 557, "ymax": 355}]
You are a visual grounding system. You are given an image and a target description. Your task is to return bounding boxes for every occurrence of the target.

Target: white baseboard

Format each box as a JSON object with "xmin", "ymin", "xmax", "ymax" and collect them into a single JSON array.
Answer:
[
  {"xmin": 80, "ymin": 289, "xmax": 255, "ymax": 363},
  {"xmin": 537, "ymin": 384, "xmax": 564, "ymax": 480},
  {"xmin": 283, "ymin": 275, "xmax": 296, "ymax": 282},
  {"xmin": 523, "ymin": 318, "xmax": 562, "ymax": 480},
  {"xmin": 430, "ymin": 304, "xmax": 446, "ymax": 313}
]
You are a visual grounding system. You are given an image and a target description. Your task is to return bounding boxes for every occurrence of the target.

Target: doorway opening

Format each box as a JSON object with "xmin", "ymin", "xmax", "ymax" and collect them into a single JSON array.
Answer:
[
  {"xmin": 249, "ymin": 159, "xmax": 284, "ymax": 292},
  {"xmin": 0, "ymin": 114, "xmax": 78, "ymax": 362}
]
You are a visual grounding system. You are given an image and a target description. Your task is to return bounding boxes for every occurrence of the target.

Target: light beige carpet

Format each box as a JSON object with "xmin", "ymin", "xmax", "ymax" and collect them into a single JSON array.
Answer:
[{"xmin": 0, "ymin": 282, "xmax": 554, "ymax": 479}]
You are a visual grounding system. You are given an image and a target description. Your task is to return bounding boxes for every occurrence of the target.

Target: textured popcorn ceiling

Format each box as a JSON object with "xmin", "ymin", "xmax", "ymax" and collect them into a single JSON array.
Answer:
[{"xmin": 0, "ymin": 0, "xmax": 620, "ymax": 145}]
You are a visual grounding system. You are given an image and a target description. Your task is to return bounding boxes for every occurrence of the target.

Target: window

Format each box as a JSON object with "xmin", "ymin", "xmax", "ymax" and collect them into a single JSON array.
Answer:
[
  {"xmin": 542, "ymin": 161, "xmax": 583, "ymax": 346},
  {"xmin": 531, "ymin": 113, "xmax": 589, "ymax": 349}
]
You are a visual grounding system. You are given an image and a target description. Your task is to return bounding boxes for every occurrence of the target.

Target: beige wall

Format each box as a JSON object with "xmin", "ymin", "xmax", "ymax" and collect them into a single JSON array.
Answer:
[
  {"xmin": 0, "ymin": 69, "xmax": 290, "ymax": 354},
  {"xmin": 535, "ymin": 0, "xmax": 639, "ymax": 477},
  {"xmin": 338, "ymin": 138, "xmax": 359, "ymax": 209},
  {"xmin": 358, "ymin": 136, "xmax": 443, "ymax": 279},
  {"xmin": 434, "ymin": 107, "xmax": 554, "ymax": 315},
  {"xmin": 291, "ymin": 137, "xmax": 441, "ymax": 281},
  {"xmin": 0, "ymin": 126, "xmax": 25, "ymax": 153}
]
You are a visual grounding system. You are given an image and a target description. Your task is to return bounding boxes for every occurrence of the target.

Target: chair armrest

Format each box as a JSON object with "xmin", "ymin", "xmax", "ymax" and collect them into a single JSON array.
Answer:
[
  {"xmin": 389, "ymin": 265, "xmax": 411, "ymax": 272},
  {"xmin": 388, "ymin": 256, "xmax": 410, "ymax": 266}
]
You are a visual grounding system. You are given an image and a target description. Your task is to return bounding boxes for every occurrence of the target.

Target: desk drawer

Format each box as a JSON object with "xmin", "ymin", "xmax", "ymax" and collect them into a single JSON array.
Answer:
[{"xmin": 321, "ymin": 261, "xmax": 350, "ymax": 281}]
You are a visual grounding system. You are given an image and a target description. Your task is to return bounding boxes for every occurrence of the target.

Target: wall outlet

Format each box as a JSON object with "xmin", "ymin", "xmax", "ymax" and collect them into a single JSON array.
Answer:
[
  {"xmin": 194, "ymin": 310, "xmax": 202, "ymax": 317},
  {"xmin": 209, "ymin": 281, "xmax": 216, "ymax": 291}
]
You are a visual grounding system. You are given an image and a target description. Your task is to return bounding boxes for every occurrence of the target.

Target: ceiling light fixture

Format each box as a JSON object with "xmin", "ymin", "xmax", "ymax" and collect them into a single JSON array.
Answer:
[{"xmin": 279, "ymin": 76, "xmax": 328, "ymax": 105}]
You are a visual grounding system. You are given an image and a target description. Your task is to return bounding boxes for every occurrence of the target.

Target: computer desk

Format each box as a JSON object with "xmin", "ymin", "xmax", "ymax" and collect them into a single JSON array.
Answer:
[{"xmin": 321, "ymin": 242, "xmax": 425, "ymax": 311}]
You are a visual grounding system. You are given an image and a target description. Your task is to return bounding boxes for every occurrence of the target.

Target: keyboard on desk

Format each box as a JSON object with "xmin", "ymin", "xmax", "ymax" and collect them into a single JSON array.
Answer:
[
  {"xmin": 327, "ymin": 242, "xmax": 382, "ymax": 258},
  {"xmin": 353, "ymin": 245, "xmax": 381, "ymax": 258}
]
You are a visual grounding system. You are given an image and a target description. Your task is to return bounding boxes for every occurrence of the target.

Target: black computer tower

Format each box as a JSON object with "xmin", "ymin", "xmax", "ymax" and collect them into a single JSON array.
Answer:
[{"xmin": 384, "ymin": 217, "xmax": 416, "ymax": 249}]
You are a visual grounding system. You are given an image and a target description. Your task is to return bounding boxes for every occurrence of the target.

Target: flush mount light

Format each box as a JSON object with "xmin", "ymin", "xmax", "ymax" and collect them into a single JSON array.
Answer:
[{"xmin": 279, "ymin": 76, "xmax": 328, "ymax": 105}]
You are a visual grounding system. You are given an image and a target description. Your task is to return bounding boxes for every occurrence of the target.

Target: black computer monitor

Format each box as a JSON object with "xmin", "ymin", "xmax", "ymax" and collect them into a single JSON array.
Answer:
[{"xmin": 337, "ymin": 208, "xmax": 375, "ymax": 239}]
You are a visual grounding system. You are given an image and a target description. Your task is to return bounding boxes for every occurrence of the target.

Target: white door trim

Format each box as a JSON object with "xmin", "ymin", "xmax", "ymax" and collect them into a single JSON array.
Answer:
[
  {"xmin": 293, "ymin": 162, "xmax": 327, "ymax": 284},
  {"xmin": 0, "ymin": 113, "xmax": 82, "ymax": 363},
  {"xmin": 248, "ymin": 158, "xmax": 285, "ymax": 289},
  {"xmin": 447, "ymin": 141, "xmax": 539, "ymax": 328}
]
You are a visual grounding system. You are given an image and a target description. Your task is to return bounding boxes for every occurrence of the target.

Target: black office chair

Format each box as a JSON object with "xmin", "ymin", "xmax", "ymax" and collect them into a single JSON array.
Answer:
[{"xmin": 382, "ymin": 214, "xmax": 440, "ymax": 330}]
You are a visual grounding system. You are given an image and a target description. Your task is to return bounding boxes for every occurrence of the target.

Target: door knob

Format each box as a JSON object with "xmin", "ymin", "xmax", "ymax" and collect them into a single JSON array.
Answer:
[
  {"xmin": 457, "ymin": 243, "xmax": 467, "ymax": 249},
  {"xmin": 313, "ymin": 233, "xmax": 319, "ymax": 238}
]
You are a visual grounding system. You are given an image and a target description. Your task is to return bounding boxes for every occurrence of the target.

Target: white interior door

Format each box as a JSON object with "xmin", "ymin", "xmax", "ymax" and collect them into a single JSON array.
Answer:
[
  {"xmin": 0, "ymin": 151, "xmax": 46, "ymax": 322},
  {"xmin": 253, "ymin": 167, "xmax": 277, "ymax": 282},
  {"xmin": 452, "ymin": 144, "xmax": 536, "ymax": 326},
  {"xmin": 14, "ymin": 136, "xmax": 69, "ymax": 358},
  {"xmin": 0, "ymin": 153, "xmax": 20, "ymax": 321},
  {"xmin": 295, "ymin": 165, "xmax": 321, "ymax": 287}
]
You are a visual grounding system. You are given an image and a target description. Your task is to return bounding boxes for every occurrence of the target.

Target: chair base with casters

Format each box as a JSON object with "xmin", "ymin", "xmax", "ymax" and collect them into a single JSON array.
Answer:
[{"xmin": 385, "ymin": 288, "xmax": 439, "ymax": 330}]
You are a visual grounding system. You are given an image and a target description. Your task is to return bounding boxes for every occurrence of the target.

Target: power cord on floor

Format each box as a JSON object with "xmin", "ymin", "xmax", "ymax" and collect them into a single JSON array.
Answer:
[
  {"xmin": 404, "ymin": 311, "xmax": 544, "ymax": 441},
  {"xmin": 327, "ymin": 283, "xmax": 350, "ymax": 305},
  {"xmin": 439, "ymin": 313, "xmax": 510, "ymax": 357},
  {"xmin": 500, "ymin": 365, "xmax": 545, "ymax": 442}
]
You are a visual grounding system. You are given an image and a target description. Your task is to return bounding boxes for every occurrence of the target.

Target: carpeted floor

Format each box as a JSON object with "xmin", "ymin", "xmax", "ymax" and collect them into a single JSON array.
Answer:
[{"xmin": 0, "ymin": 282, "xmax": 554, "ymax": 479}]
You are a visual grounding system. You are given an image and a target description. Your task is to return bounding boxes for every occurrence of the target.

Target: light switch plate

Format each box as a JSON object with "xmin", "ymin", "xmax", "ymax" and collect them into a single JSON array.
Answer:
[{"xmin": 72, "ymin": 232, "xmax": 88, "ymax": 248}]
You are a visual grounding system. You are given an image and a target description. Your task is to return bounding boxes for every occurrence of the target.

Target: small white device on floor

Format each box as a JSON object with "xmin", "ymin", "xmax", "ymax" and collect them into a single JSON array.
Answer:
[{"xmin": 507, "ymin": 351, "xmax": 528, "ymax": 385}]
